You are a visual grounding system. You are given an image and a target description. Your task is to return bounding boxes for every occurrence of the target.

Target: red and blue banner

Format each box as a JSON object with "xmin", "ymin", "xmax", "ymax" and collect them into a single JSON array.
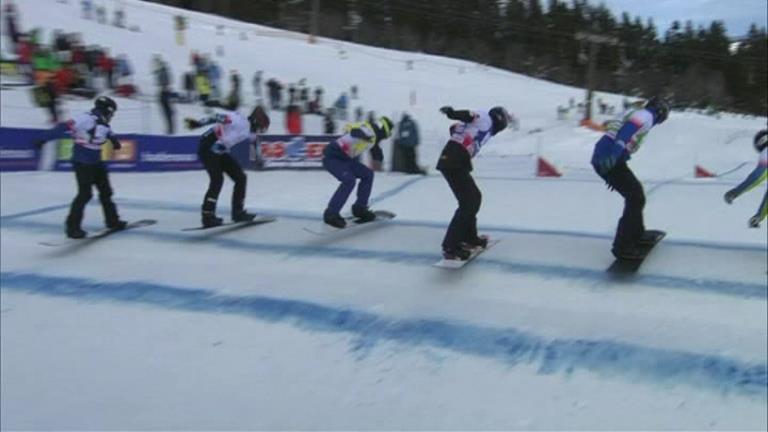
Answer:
[
  {"xmin": 256, "ymin": 135, "xmax": 338, "ymax": 169},
  {"xmin": 0, "ymin": 127, "xmax": 337, "ymax": 172}
]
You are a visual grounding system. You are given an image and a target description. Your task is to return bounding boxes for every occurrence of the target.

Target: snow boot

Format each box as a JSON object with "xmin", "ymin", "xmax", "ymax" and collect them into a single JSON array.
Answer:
[
  {"xmin": 611, "ymin": 245, "xmax": 645, "ymax": 260},
  {"xmin": 462, "ymin": 235, "xmax": 489, "ymax": 250},
  {"xmin": 442, "ymin": 246, "xmax": 471, "ymax": 261},
  {"xmin": 106, "ymin": 219, "xmax": 127, "ymax": 230},
  {"xmin": 232, "ymin": 210, "xmax": 257, "ymax": 223},
  {"xmin": 637, "ymin": 230, "xmax": 662, "ymax": 246},
  {"xmin": 202, "ymin": 211, "xmax": 223, "ymax": 228},
  {"xmin": 351, "ymin": 204, "xmax": 376, "ymax": 223},
  {"xmin": 323, "ymin": 211, "xmax": 346, "ymax": 228},
  {"xmin": 66, "ymin": 227, "xmax": 87, "ymax": 239}
]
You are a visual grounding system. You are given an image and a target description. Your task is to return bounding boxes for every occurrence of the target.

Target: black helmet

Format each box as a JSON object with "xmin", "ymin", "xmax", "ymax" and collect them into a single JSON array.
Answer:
[
  {"xmin": 645, "ymin": 96, "xmax": 670, "ymax": 124},
  {"xmin": 94, "ymin": 96, "xmax": 117, "ymax": 117},
  {"xmin": 489, "ymin": 106, "xmax": 510, "ymax": 135},
  {"xmin": 754, "ymin": 129, "xmax": 768, "ymax": 152},
  {"xmin": 248, "ymin": 105, "xmax": 270, "ymax": 132}
]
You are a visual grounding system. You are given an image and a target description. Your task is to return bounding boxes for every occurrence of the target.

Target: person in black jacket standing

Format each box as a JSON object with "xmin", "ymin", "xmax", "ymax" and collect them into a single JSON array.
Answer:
[{"xmin": 437, "ymin": 105, "xmax": 510, "ymax": 260}]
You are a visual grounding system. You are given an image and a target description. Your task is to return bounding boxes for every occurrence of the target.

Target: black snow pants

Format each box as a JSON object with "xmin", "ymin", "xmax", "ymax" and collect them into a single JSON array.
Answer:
[
  {"xmin": 66, "ymin": 162, "xmax": 121, "ymax": 230},
  {"xmin": 198, "ymin": 131, "xmax": 247, "ymax": 217},
  {"xmin": 600, "ymin": 161, "xmax": 646, "ymax": 251},
  {"xmin": 440, "ymin": 168, "xmax": 482, "ymax": 250}
]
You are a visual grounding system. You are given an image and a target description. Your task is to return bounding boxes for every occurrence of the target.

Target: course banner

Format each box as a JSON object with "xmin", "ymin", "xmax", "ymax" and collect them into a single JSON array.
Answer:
[
  {"xmin": 0, "ymin": 127, "xmax": 336, "ymax": 172},
  {"xmin": 0, "ymin": 127, "xmax": 42, "ymax": 171},
  {"xmin": 255, "ymin": 135, "xmax": 338, "ymax": 169},
  {"xmin": 53, "ymin": 134, "xmax": 202, "ymax": 171}
]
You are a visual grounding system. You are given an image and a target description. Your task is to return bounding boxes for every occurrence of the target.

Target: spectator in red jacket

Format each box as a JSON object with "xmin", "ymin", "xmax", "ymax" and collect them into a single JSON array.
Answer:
[
  {"xmin": 54, "ymin": 66, "xmax": 74, "ymax": 95},
  {"xmin": 286, "ymin": 105, "xmax": 303, "ymax": 135}
]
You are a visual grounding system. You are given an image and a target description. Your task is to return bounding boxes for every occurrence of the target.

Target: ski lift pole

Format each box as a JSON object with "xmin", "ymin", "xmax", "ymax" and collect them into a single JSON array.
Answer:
[{"xmin": 575, "ymin": 32, "xmax": 618, "ymax": 122}]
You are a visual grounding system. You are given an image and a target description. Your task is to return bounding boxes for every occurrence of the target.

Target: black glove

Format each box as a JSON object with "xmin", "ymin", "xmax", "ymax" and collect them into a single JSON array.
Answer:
[
  {"xmin": 34, "ymin": 139, "xmax": 46, "ymax": 149},
  {"xmin": 108, "ymin": 133, "xmax": 121, "ymax": 150},
  {"xmin": 370, "ymin": 143, "xmax": 383, "ymax": 162},
  {"xmin": 185, "ymin": 118, "xmax": 202, "ymax": 129},
  {"xmin": 439, "ymin": 106, "xmax": 454, "ymax": 116},
  {"xmin": 723, "ymin": 189, "xmax": 738, "ymax": 204}
]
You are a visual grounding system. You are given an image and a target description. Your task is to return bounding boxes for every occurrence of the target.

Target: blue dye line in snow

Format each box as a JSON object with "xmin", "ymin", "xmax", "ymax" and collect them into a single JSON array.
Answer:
[
  {"xmin": 0, "ymin": 203, "xmax": 71, "ymax": 221},
  {"xmin": 369, "ymin": 176, "xmax": 429, "ymax": 205},
  {"xmin": 473, "ymin": 174, "xmax": 742, "ymax": 187},
  {"xmin": 3, "ymin": 198, "xmax": 763, "ymax": 253},
  {"xmin": 2, "ymin": 218, "xmax": 766, "ymax": 300},
  {"xmin": 0, "ymin": 173, "xmax": 427, "ymax": 223},
  {"xmin": 1, "ymin": 270, "xmax": 765, "ymax": 397}
]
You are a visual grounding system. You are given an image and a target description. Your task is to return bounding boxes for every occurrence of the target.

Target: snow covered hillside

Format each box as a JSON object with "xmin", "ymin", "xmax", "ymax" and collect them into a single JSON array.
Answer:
[{"xmin": 1, "ymin": 0, "xmax": 766, "ymax": 429}]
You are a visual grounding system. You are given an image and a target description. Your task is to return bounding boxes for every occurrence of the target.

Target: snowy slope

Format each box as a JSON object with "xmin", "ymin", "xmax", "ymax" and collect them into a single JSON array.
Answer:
[{"xmin": 1, "ymin": 0, "xmax": 767, "ymax": 430}]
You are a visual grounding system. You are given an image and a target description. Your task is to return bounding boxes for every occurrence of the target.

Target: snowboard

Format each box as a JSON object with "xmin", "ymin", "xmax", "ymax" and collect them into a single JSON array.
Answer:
[
  {"xmin": 182, "ymin": 215, "xmax": 276, "ymax": 231},
  {"xmin": 39, "ymin": 219, "xmax": 158, "ymax": 247},
  {"xmin": 607, "ymin": 230, "xmax": 666, "ymax": 274},
  {"xmin": 303, "ymin": 210, "xmax": 396, "ymax": 235},
  {"xmin": 433, "ymin": 238, "xmax": 501, "ymax": 269}
]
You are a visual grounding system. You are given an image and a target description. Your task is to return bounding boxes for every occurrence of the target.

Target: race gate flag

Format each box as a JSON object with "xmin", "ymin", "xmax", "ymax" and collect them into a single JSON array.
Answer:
[{"xmin": 255, "ymin": 135, "xmax": 339, "ymax": 169}]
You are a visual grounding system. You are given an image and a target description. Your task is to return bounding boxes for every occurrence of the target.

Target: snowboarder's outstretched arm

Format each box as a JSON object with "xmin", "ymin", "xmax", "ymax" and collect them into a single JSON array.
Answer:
[
  {"xmin": 35, "ymin": 121, "xmax": 71, "ymax": 147},
  {"xmin": 724, "ymin": 159, "xmax": 767, "ymax": 202},
  {"xmin": 724, "ymin": 151, "xmax": 768, "ymax": 227},
  {"xmin": 185, "ymin": 113, "xmax": 230, "ymax": 129},
  {"xmin": 748, "ymin": 193, "xmax": 767, "ymax": 228},
  {"xmin": 440, "ymin": 106, "xmax": 476, "ymax": 123}
]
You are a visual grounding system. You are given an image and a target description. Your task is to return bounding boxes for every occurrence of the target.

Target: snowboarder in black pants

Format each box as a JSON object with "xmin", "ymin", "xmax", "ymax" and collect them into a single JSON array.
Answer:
[
  {"xmin": 437, "ymin": 105, "xmax": 510, "ymax": 260},
  {"xmin": 36, "ymin": 96, "xmax": 126, "ymax": 238},
  {"xmin": 185, "ymin": 106, "xmax": 270, "ymax": 227},
  {"xmin": 591, "ymin": 96, "xmax": 670, "ymax": 259}
]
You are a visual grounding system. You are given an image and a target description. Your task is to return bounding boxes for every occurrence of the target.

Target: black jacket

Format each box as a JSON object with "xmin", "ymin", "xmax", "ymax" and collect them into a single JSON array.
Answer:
[{"xmin": 436, "ymin": 107, "xmax": 475, "ymax": 172}]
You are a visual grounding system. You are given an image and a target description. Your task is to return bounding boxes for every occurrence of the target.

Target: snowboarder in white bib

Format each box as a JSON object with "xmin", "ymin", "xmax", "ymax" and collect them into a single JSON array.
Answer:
[
  {"xmin": 185, "ymin": 106, "xmax": 270, "ymax": 228},
  {"xmin": 36, "ymin": 96, "xmax": 126, "ymax": 239},
  {"xmin": 437, "ymin": 106, "xmax": 511, "ymax": 260}
]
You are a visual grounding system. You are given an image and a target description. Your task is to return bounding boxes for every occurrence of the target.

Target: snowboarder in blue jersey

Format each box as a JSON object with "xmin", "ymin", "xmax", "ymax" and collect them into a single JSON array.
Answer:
[
  {"xmin": 724, "ymin": 129, "xmax": 767, "ymax": 228},
  {"xmin": 321, "ymin": 117, "xmax": 393, "ymax": 228},
  {"xmin": 591, "ymin": 96, "xmax": 670, "ymax": 259},
  {"xmin": 437, "ymin": 106, "xmax": 511, "ymax": 260},
  {"xmin": 185, "ymin": 106, "xmax": 271, "ymax": 228},
  {"xmin": 36, "ymin": 96, "xmax": 126, "ymax": 239}
]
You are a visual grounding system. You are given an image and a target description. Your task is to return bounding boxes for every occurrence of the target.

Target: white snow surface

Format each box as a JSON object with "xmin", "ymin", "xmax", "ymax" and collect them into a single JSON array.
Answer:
[{"xmin": 1, "ymin": 1, "xmax": 767, "ymax": 430}]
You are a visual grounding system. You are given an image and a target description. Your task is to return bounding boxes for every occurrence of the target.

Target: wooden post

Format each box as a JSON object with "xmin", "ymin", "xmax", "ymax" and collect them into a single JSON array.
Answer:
[{"xmin": 575, "ymin": 32, "xmax": 618, "ymax": 122}]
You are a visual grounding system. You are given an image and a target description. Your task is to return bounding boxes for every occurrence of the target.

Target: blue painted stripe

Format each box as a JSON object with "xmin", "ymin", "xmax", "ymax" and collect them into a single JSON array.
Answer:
[
  {"xmin": 19, "ymin": 197, "xmax": 760, "ymax": 254},
  {"xmin": 473, "ymin": 174, "xmax": 744, "ymax": 187},
  {"xmin": 2, "ymin": 218, "xmax": 765, "ymax": 300},
  {"xmin": 0, "ymin": 203, "xmax": 71, "ymax": 221},
  {"xmin": 369, "ymin": 175, "xmax": 429, "ymax": 205},
  {"xmin": 1, "ymin": 271, "xmax": 765, "ymax": 397}
]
